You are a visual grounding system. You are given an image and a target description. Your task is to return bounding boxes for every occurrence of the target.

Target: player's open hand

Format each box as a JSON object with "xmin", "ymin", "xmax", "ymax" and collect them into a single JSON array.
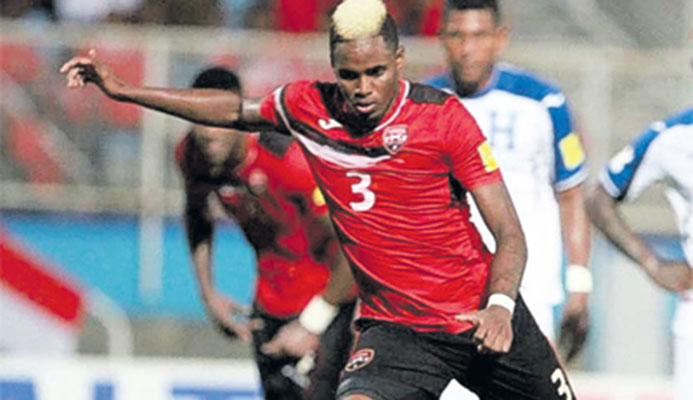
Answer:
[
  {"xmin": 203, "ymin": 290, "xmax": 261, "ymax": 342},
  {"xmin": 59, "ymin": 49, "xmax": 124, "ymax": 98},
  {"xmin": 558, "ymin": 292, "xmax": 589, "ymax": 363},
  {"xmin": 455, "ymin": 306, "xmax": 513, "ymax": 353},
  {"xmin": 261, "ymin": 320, "xmax": 319, "ymax": 358},
  {"xmin": 649, "ymin": 261, "xmax": 693, "ymax": 293}
]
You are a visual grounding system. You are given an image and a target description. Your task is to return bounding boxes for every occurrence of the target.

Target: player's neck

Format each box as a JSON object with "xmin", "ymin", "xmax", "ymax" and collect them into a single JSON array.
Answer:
[
  {"xmin": 453, "ymin": 65, "xmax": 496, "ymax": 98},
  {"xmin": 340, "ymin": 80, "xmax": 401, "ymax": 138}
]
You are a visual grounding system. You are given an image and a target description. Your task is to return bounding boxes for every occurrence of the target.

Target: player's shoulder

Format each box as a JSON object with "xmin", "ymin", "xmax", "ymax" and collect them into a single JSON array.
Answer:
[
  {"xmin": 632, "ymin": 108, "xmax": 693, "ymax": 151},
  {"xmin": 494, "ymin": 63, "xmax": 565, "ymax": 103},
  {"xmin": 659, "ymin": 108, "xmax": 693, "ymax": 130},
  {"xmin": 278, "ymin": 80, "xmax": 336, "ymax": 119},
  {"xmin": 281, "ymin": 79, "xmax": 328, "ymax": 103},
  {"xmin": 405, "ymin": 82, "xmax": 477, "ymax": 132},
  {"xmin": 408, "ymin": 81, "xmax": 455, "ymax": 105}
]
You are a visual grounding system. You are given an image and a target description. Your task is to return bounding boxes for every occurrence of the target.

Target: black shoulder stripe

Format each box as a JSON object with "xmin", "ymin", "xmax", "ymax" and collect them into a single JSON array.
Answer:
[
  {"xmin": 409, "ymin": 83, "xmax": 451, "ymax": 105},
  {"xmin": 314, "ymin": 82, "xmax": 338, "ymax": 113},
  {"xmin": 258, "ymin": 131, "xmax": 294, "ymax": 157}
]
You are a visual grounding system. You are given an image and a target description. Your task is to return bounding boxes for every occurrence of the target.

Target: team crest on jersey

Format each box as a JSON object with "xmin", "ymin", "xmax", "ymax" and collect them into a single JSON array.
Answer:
[
  {"xmin": 344, "ymin": 348, "xmax": 375, "ymax": 372},
  {"xmin": 382, "ymin": 125, "xmax": 408, "ymax": 155}
]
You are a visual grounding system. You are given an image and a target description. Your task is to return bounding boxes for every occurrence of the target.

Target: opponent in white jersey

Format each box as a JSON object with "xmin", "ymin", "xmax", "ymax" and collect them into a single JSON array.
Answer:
[
  {"xmin": 588, "ymin": 109, "xmax": 693, "ymax": 400},
  {"xmin": 427, "ymin": 2, "xmax": 592, "ymax": 398},
  {"xmin": 426, "ymin": 0, "xmax": 592, "ymax": 347}
]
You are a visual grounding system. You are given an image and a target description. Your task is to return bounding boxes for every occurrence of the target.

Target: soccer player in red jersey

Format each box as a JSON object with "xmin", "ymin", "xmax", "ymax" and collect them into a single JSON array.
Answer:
[
  {"xmin": 60, "ymin": 0, "xmax": 575, "ymax": 397},
  {"xmin": 179, "ymin": 67, "xmax": 356, "ymax": 400}
]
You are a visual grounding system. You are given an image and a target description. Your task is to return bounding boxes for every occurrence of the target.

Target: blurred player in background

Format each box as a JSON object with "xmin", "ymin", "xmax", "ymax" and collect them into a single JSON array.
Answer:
[
  {"xmin": 586, "ymin": 108, "xmax": 693, "ymax": 400},
  {"xmin": 426, "ymin": 0, "xmax": 592, "ymax": 359},
  {"xmin": 60, "ymin": 0, "xmax": 576, "ymax": 397},
  {"xmin": 177, "ymin": 66, "xmax": 356, "ymax": 400}
]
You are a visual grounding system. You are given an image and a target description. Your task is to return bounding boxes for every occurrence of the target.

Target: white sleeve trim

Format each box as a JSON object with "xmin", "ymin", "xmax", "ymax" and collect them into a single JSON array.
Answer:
[
  {"xmin": 598, "ymin": 169, "xmax": 623, "ymax": 199},
  {"xmin": 554, "ymin": 166, "xmax": 589, "ymax": 192}
]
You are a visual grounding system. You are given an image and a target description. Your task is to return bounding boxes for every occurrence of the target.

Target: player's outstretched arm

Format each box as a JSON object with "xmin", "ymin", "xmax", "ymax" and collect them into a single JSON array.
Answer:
[
  {"xmin": 184, "ymin": 187, "xmax": 256, "ymax": 342},
  {"xmin": 557, "ymin": 184, "xmax": 592, "ymax": 362},
  {"xmin": 457, "ymin": 181, "xmax": 526, "ymax": 354},
  {"xmin": 586, "ymin": 183, "xmax": 692, "ymax": 292},
  {"xmin": 60, "ymin": 49, "xmax": 273, "ymax": 130}
]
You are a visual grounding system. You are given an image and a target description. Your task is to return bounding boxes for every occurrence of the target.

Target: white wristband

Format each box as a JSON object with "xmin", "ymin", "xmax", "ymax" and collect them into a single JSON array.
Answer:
[
  {"xmin": 486, "ymin": 293, "xmax": 515, "ymax": 314},
  {"xmin": 566, "ymin": 264, "xmax": 593, "ymax": 293},
  {"xmin": 298, "ymin": 296, "xmax": 339, "ymax": 335}
]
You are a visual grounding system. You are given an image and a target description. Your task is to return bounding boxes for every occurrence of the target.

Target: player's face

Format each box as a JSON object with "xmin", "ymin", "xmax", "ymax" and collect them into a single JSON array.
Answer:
[
  {"xmin": 332, "ymin": 35, "xmax": 404, "ymax": 128},
  {"xmin": 192, "ymin": 125, "xmax": 243, "ymax": 167},
  {"xmin": 440, "ymin": 9, "xmax": 507, "ymax": 96}
]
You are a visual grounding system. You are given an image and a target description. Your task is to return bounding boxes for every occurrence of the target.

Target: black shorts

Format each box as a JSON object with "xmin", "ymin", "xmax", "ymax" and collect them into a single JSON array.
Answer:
[
  {"xmin": 337, "ymin": 295, "xmax": 575, "ymax": 400},
  {"xmin": 252, "ymin": 301, "xmax": 355, "ymax": 400}
]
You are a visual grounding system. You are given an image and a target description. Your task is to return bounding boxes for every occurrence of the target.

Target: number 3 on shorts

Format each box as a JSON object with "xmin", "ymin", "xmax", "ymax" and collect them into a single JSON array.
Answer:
[
  {"xmin": 347, "ymin": 171, "xmax": 375, "ymax": 212},
  {"xmin": 551, "ymin": 368, "xmax": 573, "ymax": 400}
]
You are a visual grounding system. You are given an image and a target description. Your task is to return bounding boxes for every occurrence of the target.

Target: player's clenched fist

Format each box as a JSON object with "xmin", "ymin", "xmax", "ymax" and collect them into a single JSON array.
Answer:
[{"xmin": 59, "ymin": 49, "xmax": 124, "ymax": 98}]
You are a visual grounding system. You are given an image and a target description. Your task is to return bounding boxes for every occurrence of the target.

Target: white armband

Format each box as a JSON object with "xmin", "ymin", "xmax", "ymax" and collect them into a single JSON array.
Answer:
[
  {"xmin": 566, "ymin": 264, "xmax": 593, "ymax": 293},
  {"xmin": 486, "ymin": 293, "xmax": 516, "ymax": 314},
  {"xmin": 298, "ymin": 296, "xmax": 338, "ymax": 335}
]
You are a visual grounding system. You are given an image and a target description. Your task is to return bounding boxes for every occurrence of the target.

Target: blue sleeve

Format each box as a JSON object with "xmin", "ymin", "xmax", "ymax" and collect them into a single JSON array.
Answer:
[
  {"xmin": 550, "ymin": 94, "xmax": 588, "ymax": 191},
  {"xmin": 599, "ymin": 126, "xmax": 661, "ymax": 201}
]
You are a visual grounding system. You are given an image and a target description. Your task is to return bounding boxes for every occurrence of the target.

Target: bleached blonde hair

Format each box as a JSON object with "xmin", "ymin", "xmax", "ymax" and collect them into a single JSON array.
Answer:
[
  {"xmin": 328, "ymin": 0, "xmax": 399, "ymax": 64},
  {"xmin": 332, "ymin": 0, "xmax": 387, "ymax": 40}
]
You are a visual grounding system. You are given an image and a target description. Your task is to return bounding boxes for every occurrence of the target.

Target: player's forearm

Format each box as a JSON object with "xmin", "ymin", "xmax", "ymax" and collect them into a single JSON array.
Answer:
[
  {"xmin": 114, "ymin": 85, "xmax": 243, "ymax": 128},
  {"xmin": 488, "ymin": 226, "xmax": 527, "ymax": 299},
  {"xmin": 472, "ymin": 182, "xmax": 527, "ymax": 299},
  {"xmin": 321, "ymin": 254, "xmax": 356, "ymax": 305},
  {"xmin": 558, "ymin": 184, "xmax": 592, "ymax": 266},
  {"xmin": 586, "ymin": 185, "xmax": 659, "ymax": 273},
  {"xmin": 185, "ymin": 208, "xmax": 217, "ymax": 296}
]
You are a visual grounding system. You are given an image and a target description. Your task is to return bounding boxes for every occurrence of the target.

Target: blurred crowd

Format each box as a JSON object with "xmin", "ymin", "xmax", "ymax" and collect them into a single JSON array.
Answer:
[
  {"xmin": 1, "ymin": 0, "xmax": 449, "ymax": 187},
  {"xmin": 1, "ymin": 0, "xmax": 445, "ymax": 35}
]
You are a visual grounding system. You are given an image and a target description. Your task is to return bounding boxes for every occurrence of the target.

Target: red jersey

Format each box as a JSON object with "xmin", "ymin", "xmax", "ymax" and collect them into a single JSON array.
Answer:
[
  {"xmin": 260, "ymin": 80, "xmax": 502, "ymax": 333},
  {"xmin": 176, "ymin": 132, "xmax": 336, "ymax": 317}
]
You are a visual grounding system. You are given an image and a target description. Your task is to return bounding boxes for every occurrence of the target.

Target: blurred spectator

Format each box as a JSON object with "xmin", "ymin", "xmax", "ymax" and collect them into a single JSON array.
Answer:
[
  {"xmin": 417, "ymin": 0, "xmax": 445, "ymax": 36},
  {"xmin": 54, "ymin": 0, "xmax": 142, "ymax": 23},
  {"xmin": 274, "ymin": 0, "xmax": 325, "ymax": 32},
  {"xmin": 0, "ymin": 0, "xmax": 55, "ymax": 21},
  {"xmin": 166, "ymin": 0, "xmax": 222, "ymax": 26},
  {"xmin": 220, "ymin": 0, "xmax": 254, "ymax": 28},
  {"xmin": 244, "ymin": 0, "xmax": 273, "ymax": 29}
]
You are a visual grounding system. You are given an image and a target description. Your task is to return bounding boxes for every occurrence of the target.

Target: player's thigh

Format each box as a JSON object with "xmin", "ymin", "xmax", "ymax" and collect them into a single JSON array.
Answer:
[
  {"xmin": 674, "ymin": 335, "xmax": 693, "ymax": 400},
  {"xmin": 476, "ymin": 295, "xmax": 575, "ymax": 399},
  {"xmin": 336, "ymin": 321, "xmax": 449, "ymax": 400}
]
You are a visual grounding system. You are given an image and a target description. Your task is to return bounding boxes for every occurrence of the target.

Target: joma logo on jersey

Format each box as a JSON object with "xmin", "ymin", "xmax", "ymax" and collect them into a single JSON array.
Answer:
[
  {"xmin": 344, "ymin": 348, "xmax": 375, "ymax": 372},
  {"xmin": 382, "ymin": 125, "xmax": 408, "ymax": 154}
]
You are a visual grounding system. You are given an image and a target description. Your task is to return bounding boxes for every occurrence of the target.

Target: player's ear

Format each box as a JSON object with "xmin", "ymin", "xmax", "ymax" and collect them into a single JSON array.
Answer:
[
  {"xmin": 494, "ymin": 25, "xmax": 510, "ymax": 53},
  {"xmin": 395, "ymin": 45, "xmax": 405, "ymax": 72}
]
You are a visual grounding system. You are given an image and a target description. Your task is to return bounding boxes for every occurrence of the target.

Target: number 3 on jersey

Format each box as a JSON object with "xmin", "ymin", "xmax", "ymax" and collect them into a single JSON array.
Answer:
[{"xmin": 347, "ymin": 171, "xmax": 375, "ymax": 212}]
